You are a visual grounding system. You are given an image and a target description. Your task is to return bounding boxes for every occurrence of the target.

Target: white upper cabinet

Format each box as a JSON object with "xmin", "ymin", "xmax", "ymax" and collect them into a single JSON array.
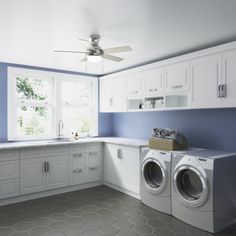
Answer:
[
  {"xmin": 144, "ymin": 67, "xmax": 164, "ymax": 96},
  {"xmin": 190, "ymin": 54, "xmax": 221, "ymax": 108},
  {"xmin": 100, "ymin": 77, "xmax": 126, "ymax": 112},
  {"xmin": 126, "ymin": 72, "xmax": 144, "ymax": 98},
  {"xmin": 164, "ymin": 61, "xmax": 189, "ymax": 93},
  {"xmin": 222, "ymin": 49, "xmax": 236, "ymax": 107}
]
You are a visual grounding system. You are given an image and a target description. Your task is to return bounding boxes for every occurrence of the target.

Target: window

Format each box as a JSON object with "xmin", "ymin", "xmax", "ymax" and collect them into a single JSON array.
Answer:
[{"xmin": 8, "ymin": 67, "xmax": 98, "ymax": 140}]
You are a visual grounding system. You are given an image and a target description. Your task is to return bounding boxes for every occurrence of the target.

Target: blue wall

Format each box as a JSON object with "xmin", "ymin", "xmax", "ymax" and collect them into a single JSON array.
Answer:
[
  {"xmin": 0, "ymin": 62, "xmax": 112, "ymax": 141},
  {"xmin": 112, "ymin": 109, "xmax": 236, "ymax": 152}
]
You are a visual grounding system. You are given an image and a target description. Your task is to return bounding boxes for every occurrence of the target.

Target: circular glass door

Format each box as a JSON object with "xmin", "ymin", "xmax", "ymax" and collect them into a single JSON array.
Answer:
[
  {"xmin": 173, "ymin": 165, "xmax": 208, "ymax": 207},
  {"xmin": 142, "ymin": 158, "xmax": 167, "ymax": 194}
]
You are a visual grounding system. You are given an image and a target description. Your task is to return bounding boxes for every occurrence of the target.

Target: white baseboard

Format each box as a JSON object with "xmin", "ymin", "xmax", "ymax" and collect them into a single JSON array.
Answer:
[
  {"xmin": 104, "ymin": 181, "xmax": 140, "ymax": 200},
  {"xmin": 0, "ymin": 181, "xmax": 103, "ymax": 207}
]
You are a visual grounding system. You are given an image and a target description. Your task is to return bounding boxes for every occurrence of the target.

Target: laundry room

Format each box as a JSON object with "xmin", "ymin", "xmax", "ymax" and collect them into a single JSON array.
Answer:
[{"xmin": 1, "ymin": 1, "xmax": 236, "ymax": 236}]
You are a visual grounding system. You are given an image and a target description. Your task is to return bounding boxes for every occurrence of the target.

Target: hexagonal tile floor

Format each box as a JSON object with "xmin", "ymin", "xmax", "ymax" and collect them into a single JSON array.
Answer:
[{"xmin": 0, "ymin": 186, "xmax": 235, "ymax": 236}]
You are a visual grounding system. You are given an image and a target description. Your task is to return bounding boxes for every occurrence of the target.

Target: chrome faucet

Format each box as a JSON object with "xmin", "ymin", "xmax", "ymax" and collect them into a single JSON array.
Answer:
[{"xmin": 58, "ymin": 120, "xmax": 64, "ymax": 140}]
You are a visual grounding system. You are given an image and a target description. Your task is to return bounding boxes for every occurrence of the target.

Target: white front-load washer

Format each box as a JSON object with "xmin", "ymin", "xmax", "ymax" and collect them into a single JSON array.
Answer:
[
  {"xmin": 171, "ymin": 149, "xmax": 236, "ymax": 233},
  {"xmin": 140, "ymin": 148, "xmax": 197, "ymax": 215}
]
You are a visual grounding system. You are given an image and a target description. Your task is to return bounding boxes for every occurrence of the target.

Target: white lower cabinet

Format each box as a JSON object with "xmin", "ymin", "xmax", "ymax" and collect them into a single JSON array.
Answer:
[
  {"xmin": 86, "ymin": 166, "xmax": 102, "ymax": 183},
  {"xmin": 46, "ymin": 155, "xmax": 69, "ymax": 190},
  {"xmin": 20, "ymin": 157, "xmax": 46, "ymax": 195},
  {"xmin": 0, "ymin": 149, "xmax": 20, "ymax": 199},
  {"xmin": 0, "ymin": 179, "xmax": 19, "ymax": 199},
  {"xmin": 70, "ymin": 143, "xmax": 102, "ymax": 186},
  {"xmin": 104, "ymin": 143, "xmax": 140, "ymax": 194},
  {"xmin": 20, "ymin": 146, "xmax": 69, "ymax": 195}
]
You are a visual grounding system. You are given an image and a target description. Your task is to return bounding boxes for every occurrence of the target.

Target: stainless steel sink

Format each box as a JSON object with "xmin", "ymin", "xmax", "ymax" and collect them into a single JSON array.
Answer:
[{"xmin": 47, "ymin": 139, "xmax": 74, "ymax": 143}]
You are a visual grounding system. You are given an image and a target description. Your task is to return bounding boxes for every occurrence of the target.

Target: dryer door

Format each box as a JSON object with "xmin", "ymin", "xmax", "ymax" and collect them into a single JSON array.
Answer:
[
  {"xmin": 142, "ymin": 158, "xmax": 167, "ymax": 194},
  {"xmin": 173, "ymin": 165, "xmax": 208, "ymax": 208}
]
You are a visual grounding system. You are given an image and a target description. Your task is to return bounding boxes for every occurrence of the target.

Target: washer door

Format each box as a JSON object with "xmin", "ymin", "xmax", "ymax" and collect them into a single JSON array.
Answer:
[
  {"xmin": 142, "ymin": 158, "xmax": 167, "ymax": 194},
  {"xmin": 173, "ymin": 165, "xmax": 208, "ymax": 208}
]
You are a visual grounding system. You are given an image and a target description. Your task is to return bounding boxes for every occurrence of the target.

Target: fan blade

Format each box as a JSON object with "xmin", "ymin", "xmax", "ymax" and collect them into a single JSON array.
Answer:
[
  {"xmin": 103, "ymin": 54, "xmax": 123, "ymax": 62},
  {"xmin": 54, "ymin": 50, "xmax": 86, "ymax": 54},
  {"xmin": 80, "ymin": 57, "xmax": 87, "ymax": 62},
  {"xmin": 103, "ymin": 46, "xmax": 132, "ymax": 54},
  {"xmin": 79, "ymin": 38, "xmax": 89, "ymax": 42}
]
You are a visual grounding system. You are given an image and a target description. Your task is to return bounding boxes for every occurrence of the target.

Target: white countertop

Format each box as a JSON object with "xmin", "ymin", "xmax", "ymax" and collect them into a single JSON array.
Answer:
[{"xmin": 0, "ymin": 137, "xmax": 148, "ymax": 150}]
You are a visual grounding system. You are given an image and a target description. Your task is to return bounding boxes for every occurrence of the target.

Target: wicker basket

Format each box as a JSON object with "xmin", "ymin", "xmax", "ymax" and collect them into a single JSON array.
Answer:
[{"xmin": 149, "ymin": 137, "xmax": 187, "ymax": 151}]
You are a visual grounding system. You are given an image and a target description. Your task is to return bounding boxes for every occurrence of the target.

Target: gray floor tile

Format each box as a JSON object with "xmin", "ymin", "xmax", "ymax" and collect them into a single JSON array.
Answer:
[{"xmin": 0, "ymin": 186, "xmax": 234, "ymax": 236}]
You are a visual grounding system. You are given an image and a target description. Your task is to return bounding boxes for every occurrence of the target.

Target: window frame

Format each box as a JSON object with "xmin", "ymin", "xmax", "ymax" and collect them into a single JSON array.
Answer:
[{"xmin": 8, "ymin": 67, "xmax": 98, "ymax": 141}]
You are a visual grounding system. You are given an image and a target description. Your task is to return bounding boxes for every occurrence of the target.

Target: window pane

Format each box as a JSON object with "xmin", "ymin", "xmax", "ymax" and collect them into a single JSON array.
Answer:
[
  {"xmin": 62, "ymin": 107, "xmax": 90, "ymax": 136},
  {"xmin": 61, "ymin": 81, "xmax": 91, "ymax": 105},
  {"xmin": 16, "ymin": 76, "xmax": 52, "ymax": 102},
  {"xmin": 17, "ymin": 106, "xmax": 52, "ymax": 137}
]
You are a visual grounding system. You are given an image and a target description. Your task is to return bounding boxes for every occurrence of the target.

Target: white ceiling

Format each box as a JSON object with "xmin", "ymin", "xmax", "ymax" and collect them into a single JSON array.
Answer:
[{"xmin": 1, "ymin": 0, "xmax": 236, "ymax": 75}]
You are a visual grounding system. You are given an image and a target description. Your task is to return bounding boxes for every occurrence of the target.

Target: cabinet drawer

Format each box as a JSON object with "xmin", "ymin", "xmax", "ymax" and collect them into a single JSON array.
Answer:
[
  {"xmin": 70, "ymin": 144, "xmax": 86, "ymax": 153},
  {"xmin": 0, "ymin": 160, "xmax": 19, "ymax": 180},
  {"xmin": 86, "ymin": 143, "xmax": 102, "ymax": 152},
  {"xmin": 70, "ymin": 153, "xmax": 86, "ymax": 169},
  {"xmin": 70, "ymin": 168, "xmax": 86, "ymax": 186},
  {"xmin": 86, "ymin": 166, "xmax": 101, "ymax": 183},
  {"xmin": 0, "ymin": 149, "xmax": 19, "ymax": 161},
  {"xmin": 21, "ymin": 146, "xmax": 69, "ymax": 159},
  {"xmin": 86, "ymin": 151, "xmax": 101, "ymax": 167},
  {"xmin": 0, "ymin": 178, "xmax": 19, "ymax": 199}
]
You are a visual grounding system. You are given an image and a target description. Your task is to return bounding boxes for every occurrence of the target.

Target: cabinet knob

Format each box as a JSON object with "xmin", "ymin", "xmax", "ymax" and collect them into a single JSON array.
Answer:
[
  {"xmin": 73, "ymin": 153, "xmax": 83, "ymax": 158},
  {"xmin": 171, "ymin": 85, "xmax": 183, "ymax": 89},
  {"xmin": 117, "ymin": 149, "xmax": 122, "ymax": 159},
  {"xmin": 89, "ymin": 152, "xmax": 98, "ymax": 156}
]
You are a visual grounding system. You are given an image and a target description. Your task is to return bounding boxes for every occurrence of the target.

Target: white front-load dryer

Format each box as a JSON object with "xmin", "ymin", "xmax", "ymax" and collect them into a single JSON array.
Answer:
[
  {"xmin": 171, "ymin": 149, "xmax": 236, "ymax": 233},
  {"xmin": 140, "ymin": 148, "xmax": 172, "ymax": 214}
]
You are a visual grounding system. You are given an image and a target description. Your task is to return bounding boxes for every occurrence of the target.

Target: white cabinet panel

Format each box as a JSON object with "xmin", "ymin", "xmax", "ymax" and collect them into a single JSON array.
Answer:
[
  {"xmin": 47, "ymin": 155, "xmax": 69, "ymax": 190},
  {"xmin": 86, "ymin": 166, "xmax": 102, "ymax": 183},
  {"xmin": 100, "ymin": 77, "xmax": 126, "ymax": 112},
  {"xmin": 104, "ymin": 144, "xmax": 140, "ymax": 194},
  {"xmin": 190, "ymin": 54, "xmax": 221, "ymax": 108},
  {"xmin": 70, "ymin": 153, "xmax": 86, "ymax": 169},
  {"xmin": 0, "ymin": 179, "xmax": 19, "ymax": 199},
  {"xmin": 126, "ymin": 72, "xmax": 144, "ymax": 98},
  {"xmin": 0, "ymin": 160, "xmax": 19, "ymax": 180},
  {"xmin": 70, "ymin": 168, "xmax": 86, "ymax": 186},
  {"xmin": 165, "ymin": 61, "xmax": 189, "ymax": 93},
  {"xmin": 222, "ymin": 49, "xmax": 236, "ymax": 107},
  {"xmin": 20, "ymin": 157, "xmax": 46, "ymax": 195},
  {"xmin": 0, "ymin": 150, "xmax": 19, "ymax": 161},
  {"xmin": 86, "ymin": 151, "xmax": 101, "ymax": 167},
  {"xmin": 144, "ymin": 67, "xmax": 164, "ymax": 96}
]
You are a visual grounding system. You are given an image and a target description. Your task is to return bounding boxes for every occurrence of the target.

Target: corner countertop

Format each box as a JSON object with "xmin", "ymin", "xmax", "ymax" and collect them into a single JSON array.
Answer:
[{"xmin": 0, "ymin": 137, "xmax": 148, "ymax": 150}]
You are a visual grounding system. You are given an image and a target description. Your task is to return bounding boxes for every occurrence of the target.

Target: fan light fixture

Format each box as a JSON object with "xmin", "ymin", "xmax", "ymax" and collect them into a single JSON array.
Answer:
[{"xmin": 87, "ymin": 55, "xmax": 102, "ymax": 63}]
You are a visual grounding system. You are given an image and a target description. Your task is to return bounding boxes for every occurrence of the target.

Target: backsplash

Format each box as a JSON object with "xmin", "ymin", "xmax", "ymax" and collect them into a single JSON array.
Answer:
[{"xmin": 111, "ymin": 109, "xmax": 236, "ymax": 152}]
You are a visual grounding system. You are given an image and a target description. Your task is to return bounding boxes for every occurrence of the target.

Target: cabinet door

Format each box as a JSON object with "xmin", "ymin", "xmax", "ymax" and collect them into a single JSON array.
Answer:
[
  {"xmin": 0, "ymin": 160, "xmax": 19, "ymax": 180},
  {"xmin": 70, "ymin": 168, "xmax": 86, "ymax": 186},
  {"xmin": 20, "ymin": 157, "xmax": 46, "ymax": 195},
  {"xmin": 104, "ymin": 144, "xmax": 119, "ymax": 186},
  {"xmin": 104, "ymin": 144, "xmax": 139, "ymax": 194},
  {"xmin": 100, "ymin": 78, "xmax": 126, "ymax": 112},
  {"xmin": 144, "ymin": 67, "xmax": 164, "ymax": 96},
  {"xmin": 222, "ymin": 49, "xmax": 236, "ymax": 107},
  {"xmin": 126, "ymin": 72, "xmax": 144, "ymax": 98},
  {"xmin": 86, "ymin": 151, "xmax": 101, "ymax": 167},
  {"xmin": 86, "ymin": 166, "xmax": 102, "ymax": 183},
  {"xmin": 100, "ymin": 78, "xmax": 113, "ymax": 112},
  {"xmin": 190, "ymin": 54, "xmax": 222, "ymax": 108},
  {"xmin": 46, "ymin": 155, "xmax": 69, "ymax": 190},
  {"xmin": 165, "ymin": 61, "xmax": 189, "ymax": 93},
  {"xmin": 0, "ymin": 179, "xmax": 19, "ymax": 199}
]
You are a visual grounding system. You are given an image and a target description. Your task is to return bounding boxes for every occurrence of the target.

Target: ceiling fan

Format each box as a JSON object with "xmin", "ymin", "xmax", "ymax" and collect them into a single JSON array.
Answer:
[{"xmin": 54, "ymin": 35, "xmax": 132, "ymax": 63}]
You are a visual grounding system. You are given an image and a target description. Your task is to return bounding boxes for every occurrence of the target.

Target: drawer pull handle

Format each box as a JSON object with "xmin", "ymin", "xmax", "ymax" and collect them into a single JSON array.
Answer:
[
  {"xmin": 73, "ymin": 169, "xmax": 83, "ymax": 173},
  {"xmin": 171, "ymin": 85, "xmax": 183, "ymax": 89},
  {"xmin": 73, "ymin": 153, "xmax": 83, "ymax": 157},
  {"xmin": 89, "ymin": 167, "xmax": 98, "ymax": 171}
]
